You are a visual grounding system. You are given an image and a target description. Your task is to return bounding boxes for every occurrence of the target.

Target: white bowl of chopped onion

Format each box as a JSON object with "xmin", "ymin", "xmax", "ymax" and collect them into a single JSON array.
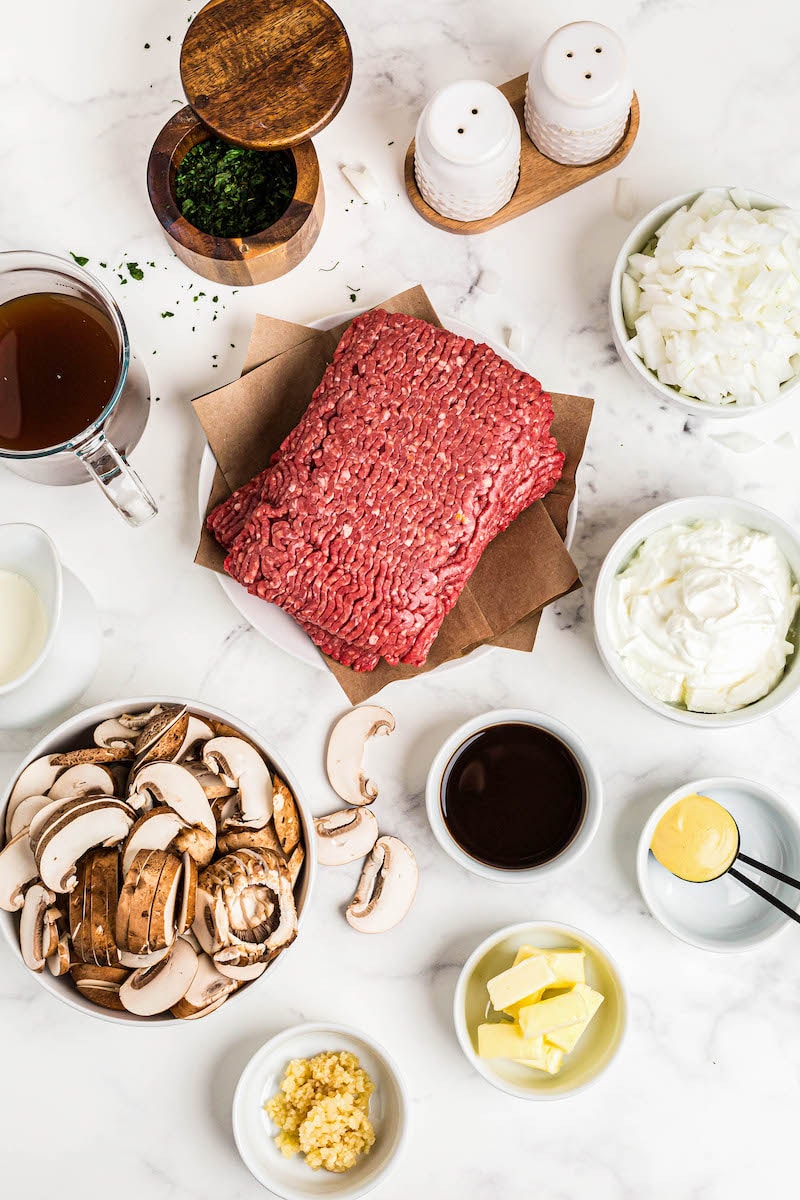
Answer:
[{"xmin": 609, "ymin": 187, "xmax": 800, "ymax": 418}]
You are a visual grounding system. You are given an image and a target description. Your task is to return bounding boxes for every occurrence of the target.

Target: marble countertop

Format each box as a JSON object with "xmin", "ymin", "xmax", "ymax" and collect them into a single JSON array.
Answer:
[{"xmin": 2, "ymin": 1, "xmax": 800, "ymax": 1196}]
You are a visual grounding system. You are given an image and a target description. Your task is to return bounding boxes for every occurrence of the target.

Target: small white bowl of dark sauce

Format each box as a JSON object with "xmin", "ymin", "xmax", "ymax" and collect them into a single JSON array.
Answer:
[{"xmin": 425, "ymin": 709, "xmax": 603, "ymax": 882}]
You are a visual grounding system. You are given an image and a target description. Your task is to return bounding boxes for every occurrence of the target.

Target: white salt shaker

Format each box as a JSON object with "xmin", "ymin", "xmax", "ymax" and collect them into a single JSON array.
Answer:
[
  {"xmin": 414, "ymin": 79, "xmax": 520, "ymax": 222},
  {"xmin": 524, "ymin": 22, "xmax": 633, "ymax": 166}
]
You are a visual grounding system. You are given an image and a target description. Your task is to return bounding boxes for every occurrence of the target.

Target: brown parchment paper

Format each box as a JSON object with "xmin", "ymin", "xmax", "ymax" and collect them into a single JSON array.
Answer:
[{"xmin": 192, "ymin": 286, "xmax": 593, "ymax": 702}]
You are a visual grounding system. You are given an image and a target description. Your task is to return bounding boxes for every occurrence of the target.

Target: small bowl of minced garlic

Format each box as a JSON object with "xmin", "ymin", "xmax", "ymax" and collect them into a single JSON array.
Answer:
[{"xmin": 232, "ymin": 1022, "xmax": 408, "ymax": 1198}]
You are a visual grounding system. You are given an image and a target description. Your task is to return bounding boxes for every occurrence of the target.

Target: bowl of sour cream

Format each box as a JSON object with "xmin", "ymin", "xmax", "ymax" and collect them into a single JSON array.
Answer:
[{"xmin": 593, "ymin": 496, "xmax": 800, "ymax": 726}]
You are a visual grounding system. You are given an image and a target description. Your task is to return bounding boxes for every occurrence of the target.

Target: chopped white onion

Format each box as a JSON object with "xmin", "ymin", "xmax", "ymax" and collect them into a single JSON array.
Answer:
[
  {"xmin": 340, "ymin": 164, "xmax": 383, "ymax": 204},
  {"xmin": 506, "ymin": 324, "xmax": 526, "ymax": 354},
  {"xmin": 622, "ymin": 189, "xmax": 800, "ymax": 406}
]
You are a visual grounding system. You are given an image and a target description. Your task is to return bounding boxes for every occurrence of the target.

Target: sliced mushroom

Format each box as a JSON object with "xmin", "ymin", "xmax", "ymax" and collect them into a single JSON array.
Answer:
[
  {"xmin": 174, "ymin": 716, "xmax": 214, "ymax": 762},
  {"xmin": 48, "ymin": 763, "xmax": 116, "ymax": 802},
  {"xmin": 5, "ymin": 755, "xmax": 65, "ymax": 839},
  {"xmin": 118, "ymin": 946, "xmax": 171, "ymax": 969},
  {"xmin": 116, "ymin": 848, "xmax": 182, "ymax": 955},
  {"xmin": 130, "ymin": 762, "xmax": 216, "ymax": 836},
  {"xmin": 170, "ymin": 950, "xmax": 237, "ymax": 1019},
  {"xmin": 272, "ymin": 777, "xmax": 301, "ymax": 855},
  {"xmin": 0, "ymin": 830, "xmax": 39, "ymax": 911},
  {"xmin": 217, "ymin": 822, "xmax": 282, "ymax": 857},
  {"xmin": 315, "ymin": 808, "xmax": 379, "ymax": 866},
  {"xmin": 122, "ymin": 809, "xmax": 191, "ymax": 877},
  {"xmin": 119, "ymin": 937, "xmax": 198, "ymax": 1016},
  {"xmin": 68, "ymin": 855, "xmax": 93, "ymax": 963},
  {"xmin": 326, "ymin": 706, "xmax": 395, "ymax": 806},
  {"xmin": 117, "ymin": 704, "xmax": 165, "ymax": 732},
  {"xmin": 51, "ymin": 747, "xmax": 130, "ymax": 767},
  {"xmin": 214, "ymin": 958, "xmax": 267, "ymax": 982},
  {"xmin": 177, "ymin": 853, "xmax": 197, "ymax": 935},
  {"xmin": 346, "ymin": 836, "xmax": 417, "ymax": 934},
  {"xmin": 93, "ymin": 718, "xmax": 138, "ymax": 753},
  {"xmin": 132, "ymin": 706, "xmax": 187, "ymax": 763},
  {"xmin": 29, "ymin": 796, "xmax": 87, "ymax": 844},
  {"xmin": 202, "ymin": 738, "xmax": 273, "ymax": 830},
  {"xmin": 47, "ymin": 930, "xmax": 72, "ymax": 976},
  {"xmin": 33, "ymin": 798, "xmax": 134, "ymax": 893},
  {"xmin": 147, "ymin": 852, "xmax": 183, "ymax": 952},
  {"xmin": 184, "ymin": 763, "xmax": 234, "ymax": 802},
  {"xmin": 86, "ymin": 849, "xmax": 120, "ymax": 966},
  {"xmin": 193, "ymin": 848, "xmax": 296, "ymax": 962},
  {"xmin": 8, "ymin": 793, "xmax": 54, "ymax": 840},
  {"xmin": 287, "ymin": 845, "xmax": 305, "ymax": 889},
  {"xmin": 20, "ymin": 884, "xmax": 58, "ymax": 972},
  {"xmin": 136, "ymin": 711, "xmax": 190, "ymax": 767},
  {"xmin": 71, "ymin": 964, "xmax": 129, "ymax": 1011}
]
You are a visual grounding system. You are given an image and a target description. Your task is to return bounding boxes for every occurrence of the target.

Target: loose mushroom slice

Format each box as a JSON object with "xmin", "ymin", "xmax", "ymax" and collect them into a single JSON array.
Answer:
[
  {"xmin": 68, "ymin": 855, "xmax": 94, "ymax": 963},
  {"xmin": 174, "ymin": 716, "xmax": 215, "ymax": 763},
  {"xmin": 122, "ymin": 809, "xmax": 191, "ymax": 877},
  {"xmin": 217, "ymin": 822, "xmax": 282, "ymax": 857},
  {"xmin": 0, "ymin": 831, "xmax": 39, "ymax": 911},
  {"xmin": 130, "ymin": 762, "xmax": 216, "ymax": 835},
  {"xmin": 47, "ymin": 930, "xmax": 72, "ymax": 976},
  {"xmin": 116, "ymin": 849, "xmax": 180, "ymax": 955},
  {"xmin": 71, "ymin": 964, "xmax": 129, "ymax": 1011},
  {"xmin": 315, "ymin": 808, "xmax": 378, "ymax": 866},
  {"xmin": 193, "ymin": 848, "xmax": 297, "ymax": 962},
  {"xmin": 170, "ymin": 950, "xmax": 237, "ymax": 1019},
  {"xmin": 20, "ymin": 883, "xmax": 58, "ymax": 972},
  {"xmin": 346, "ymin": 836, "xmax": 418, "ymax": 934},
  {"xmin": 326, "ymin": 706, "xmax": 395, "ymax": 806},
  {"xmin": 48, "ymin": 764, "xmax": 116, "ymax": 802},
  {"xmin": 119, "ymin": 937, "xmax": 198, "ymax": 1016},
  {"xmin": 93, "ymin": 718, "xmax": 137, "ymax": 753},
  {"xmin": 202, "ymin": 738, "xmax": 273, "ymax": 830},
  {"xmin": 177, "ymin": 853, "xmax": 197, "ymax": 935},
  {"xmin": 118, "ymin": 946, "xmax": 171, "ymax": 970},
  {"xmin": 34, "ymin": 798, "xmax": 135, "ymax": 894},
  {"xmin": 117, "ymin": 704, "xmax": 165, "ymax": 732},
  {"xmin": 287, "ymin": 845, "xmax": 305, "ymax": 889},
  {"xmin": 133, "ymin": 706, "xmax": 187, "ymax": 763},
  {"xmin": 86, "ymin": 848, "xmax": 120, "ymax": 966},
  {"xmin": 8, "ymin": 793, "xmax": 55, "ymax": 840},
  {"xmin": 184, "ymin": 763, "xmax": 234, "ymax": 802},
  {"xmin": 136, "ymin": 712, "xmax": 190, "ymax": 768},
  {"xmin": 272, "ymin": 777, "xmax": 301, "ymax": 855},
  {"xmin": 5, "ymin": 755, "xmax": 65, "ymax": 839},
  {"xmin": 147, "ymin": 852, "xmax": 184, "ymax": 952},
  {"xmin": 214, "ymin": 958, "xmax": 267, "ymax": 982},
  {"xmin": 51, "ymin": 748, "xmax": 130, "ymax": 767}
]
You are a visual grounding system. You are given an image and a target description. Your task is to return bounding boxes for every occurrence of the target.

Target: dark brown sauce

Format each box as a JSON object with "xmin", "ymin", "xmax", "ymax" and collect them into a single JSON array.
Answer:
[
  {"xmin": 0, "ymin": 292, "xmax": 120, "ymax": 452},
  {"xmin": 441, "ymin": 722, "xmax": 586, "ymax": 870}
]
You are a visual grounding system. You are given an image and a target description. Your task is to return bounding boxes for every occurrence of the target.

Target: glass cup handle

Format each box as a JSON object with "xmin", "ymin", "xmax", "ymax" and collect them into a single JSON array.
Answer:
[{"xmin": 74, "ymin": 430, "xmax": 157, "ymax": 527}]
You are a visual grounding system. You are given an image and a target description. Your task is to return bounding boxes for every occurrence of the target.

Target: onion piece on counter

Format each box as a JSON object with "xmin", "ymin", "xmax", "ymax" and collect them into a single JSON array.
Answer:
[{"xmin": 622, "ymin": 189, "xmax": 800, "ymax": 406}]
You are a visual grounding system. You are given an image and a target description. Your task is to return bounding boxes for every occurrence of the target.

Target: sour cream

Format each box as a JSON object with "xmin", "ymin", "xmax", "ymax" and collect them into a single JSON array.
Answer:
[
  {"xmin": 0, "ymin": 569, "xmax": 48, "ymax": 685},
  {"xmin": 608, "ymin": 519, "xmax": 800, "ymax": 713}
]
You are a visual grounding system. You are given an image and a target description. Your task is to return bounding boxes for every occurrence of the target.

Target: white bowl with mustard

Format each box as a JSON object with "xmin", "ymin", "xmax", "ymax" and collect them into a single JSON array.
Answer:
[
  {"xmin": 453, "ymin": 921, "xmax": 627, "ymax": 1100},
  {"xmin": 594, "ymin": 496, "xmax": 800, "ymax": 727}
]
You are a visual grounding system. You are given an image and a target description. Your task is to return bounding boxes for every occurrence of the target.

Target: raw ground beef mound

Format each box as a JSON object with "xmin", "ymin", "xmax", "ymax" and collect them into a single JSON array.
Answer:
[{"xmin": 208, "ymin": 309, "xmax": 564, "ymax": 670}]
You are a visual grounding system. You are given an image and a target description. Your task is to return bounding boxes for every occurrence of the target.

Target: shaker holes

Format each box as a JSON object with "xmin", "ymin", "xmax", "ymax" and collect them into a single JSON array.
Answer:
[
  {"xmin": 566, "ymin": 51, "xmax": 573, "ymax": 57},
  {"xmin": 595, "ymin": 46, "xmax": 603, "ymax": 53},
  {"xmin": 471, "ymin": 108, "xmax": 478, "ymax": 114},
  {"xmin": 457, "ymin": 127, "xmax": 464, "ymax": 134},
  {"xmin": 585, "ymin": 73, "xmax": 592, "ymax": 79}
]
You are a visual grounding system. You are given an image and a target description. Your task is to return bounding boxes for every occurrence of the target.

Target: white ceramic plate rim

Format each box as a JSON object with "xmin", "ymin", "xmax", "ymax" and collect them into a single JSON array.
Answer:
[
  {"xmin": 608, "ymin": 186, "xmax": 800, "ymax": 421},
  {"xmin": 232, "ymin": 1021, "xmax": 409, "ymax": 1199},
  {"xmin": 593, "ymin": 495, "xmax": 800, "ymax": 727},
  {"xmin": 453, "ymin": 921, "xmax": 627, "ymax": 1101},
  {"xmin": 636, "ymin": 775, "xmax": 800, "ymax": 953},
  {"xmin": 424, "ymin": 707, "xmax": 603, "ymax": 881},
  {"xmin": 197, "ymin": 311, "xmax": 578, "ymax": 669},
  {"xmin": 0, "ymin": 695, "xmax": 316, "ymax": 1026}
]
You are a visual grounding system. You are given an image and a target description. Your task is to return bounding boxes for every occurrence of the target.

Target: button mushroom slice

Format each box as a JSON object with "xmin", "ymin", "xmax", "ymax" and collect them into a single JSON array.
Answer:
[
  {"xmin": 326, "ymin": 705, "xmax": 396, "ymax": 806},
  {"xmin": 147, "ymin": 852, "xmax": 184, "ymax": 952},
  {"xmin": 8, "ymin": 793, "xmax": 55, "ymax": 840},
  {"xmin": 117, "ymin": 704, "xmax": 166, "ymax": 732},
  {"xmin": 34, "ymin": 799, "xmax": 135, "ymax": 894},
  {"xmin": 119, "ymin": 937, "xmax": 198, "ymax": 1016},
  {"xmin": 135, "ymin": 711, "xmax": 190, "ymax": 768},
  {"xmin": 93, "ymin": 719, "xmax": 138, "ymax": 753},
  {"xmin": 51, "ymin": 747, "xmax": 131, "ymax": 768},
  {"xmin": 5, "ymin": 755, "xmax": 66, "ymax": 840},
  {"xmin": 177, "ymin": 853, "xmax": 197, "ymax": 936},
  {"xmin": 48, "ymin": 763, "xmax": 117, "ymax": 802},
  {"xmin": 214, "ymin": 958, "xmax": 267, "ymax": 982},
  {"xmin": 131, "ymin": 705, "xmax": 187, "ymax": 759},
  {"xmin": 184, "ymin": 763, "xmax": 235, "ymax": 802},
  {"xmin": 116, "ymin": 848, "xmax": 180, "ymax": 956},
  {"xmin": 202, "ymin": 738, "xmax": 274, "ymax": 830},
  {"xmin": 47, "ymin": 929, "xmax": 72, "ymax": 976},
  {"xmin": 130, "ymin": 761, "xmax": 216, "ymax": 836},
  {"xmin": 346, "ymin": 836, "xmax": 418, "ymax": 934},
  {"xmin": 287, "ymin": 845, "xmax": 305, "ymax": 889},
  {"xmin": 193, "ymin": 848, "xmax": 297, "ymax": 962},
  {"xmin": 86, "ymin": 848, "xmax": 120, "ymax": 967},
  {"xmin": 71, "ymin": 964, "xmax": 129, "ymax": 1011},
  {"xmin": 272, "ymin": 777, "xmax": 301, "ymax": 855},
  {"xmin": 174, "ymin": 716, "xmax": 215, "ymax": 763},
  {"xmin": 68, "ymin": 855, "xmax": 94, "ymax": 963},
  {"xmin": 118, "ymin": 946, "xmax": 171, "ymax": 970},
  {"xmin": 20, "ymin": 883, "xmax": 58, "ymax": 972},
  {"xmin": 170, "ymin": 950, "xmax": 238, "ymax": 1019},
  {"xmin": 0, "ymin": 830, "xmax": 39, "ymax": 911},
  {"xmin": 217, "ymin": 821, "xmax": 283, "ymax": 857},
  {"xmin": 29, "ymin": 796, "xmax": 94, "ymax": 845},
  {"xmin": 122, "ymin": 809, "xmax": 190, "ymax": 877},
  {"xmin": 315, "ymin": 808, "xmax": 379, "ymax": 866}
]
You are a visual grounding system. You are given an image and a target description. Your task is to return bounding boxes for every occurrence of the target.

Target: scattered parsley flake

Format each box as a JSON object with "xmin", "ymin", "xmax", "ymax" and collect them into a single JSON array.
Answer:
[
  {"xmin": 127, "ymin": 262, "xmax": 144, "ymax": 281},
  {"xmin": 319, "ymin": 261, "xmax": 340, "ymax": 272},
  {"xmin": 99, "ymin": 261, "xmax": 107, "ymax": 269},
  {"xmin": 211, "ymin": 295, "xmax": 219, "ymax": 303},
  {"xmin": 161, "ymin": 311, "xmax": 174, "ymax": 318},
  {"xmin": 70, "ymin": 252, "xmax": 89, "ymax": 266}
]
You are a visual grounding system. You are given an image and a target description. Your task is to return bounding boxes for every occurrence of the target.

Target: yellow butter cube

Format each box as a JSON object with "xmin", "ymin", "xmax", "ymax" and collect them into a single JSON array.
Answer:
[
  {"xmin": 518, "ymin": 987, "xmax": 590, "ymax": 1039},
  {"xmin": 477, "ymin": 1023, "xmax": 549, "ymax": 1061},
  {"xmin": 544, "ymin": 950, "xmax": 585, "ymax": 988},
  {"xmin": 545, "ymin": 985, "xmax": 604, "ymax": 1052},
  {"xmin": 512, "ymin": 945, "xmax": 540, "ymax": 967},
  {"xmin": 487, "ymin": 955, "xmax": 555, "ymax": 1011},
  {"xmin": 503, "ymin": 990, "xmax": 545, "ymax": 1020},
  {"xmin": 518, "ymin": 1044, "xmax": 565, "ymax": 1075}
]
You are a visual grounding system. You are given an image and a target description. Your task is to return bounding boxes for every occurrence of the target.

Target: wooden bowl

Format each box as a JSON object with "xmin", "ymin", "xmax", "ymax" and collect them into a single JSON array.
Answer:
[{"xmin": 147, "ymin": 106, "xmax": 325, "ymax": 287}]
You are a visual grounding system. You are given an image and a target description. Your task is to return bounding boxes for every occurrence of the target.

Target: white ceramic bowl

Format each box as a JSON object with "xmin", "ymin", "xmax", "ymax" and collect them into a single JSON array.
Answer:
[
  {"xmin": 0, "ymin": 695, "xmax": 316, "ymax": 1026},
  {"xmin": 637, "ymin": 777, "xmax": 800, "ymax": 952},
  {"xmin": 453, "ymin": 921, "xmax": 626, "ymax": 1100},
  {"xmin": 594, "ymin": 495, "xmax": 800, "ymax": 727},
  {"xmin": 233, "ymin": 1022, "xmax": 408, "ymax": 1198},
  {"xmin": 609, "ymin": 186, "xmax": 799, "ymax": 420},
  {"xmin": 424, "ymin": 708, "xmax": 602, "ymax": 882}
]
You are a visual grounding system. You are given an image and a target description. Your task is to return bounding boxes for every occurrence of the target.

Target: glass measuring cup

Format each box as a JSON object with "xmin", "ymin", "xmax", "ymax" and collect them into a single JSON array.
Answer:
[{"xmin": 0, "ymin": 251, "xmax": 156, "ymax": 526}]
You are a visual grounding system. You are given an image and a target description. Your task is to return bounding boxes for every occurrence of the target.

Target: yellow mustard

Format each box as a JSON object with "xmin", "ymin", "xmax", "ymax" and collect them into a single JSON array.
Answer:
[{"xmin": 651, "ymin": 793, "xmax": 739, "ymax": 883}]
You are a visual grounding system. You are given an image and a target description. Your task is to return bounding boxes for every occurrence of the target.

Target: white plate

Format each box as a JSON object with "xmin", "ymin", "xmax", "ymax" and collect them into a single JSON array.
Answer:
[
  {"xmin": 197, "ymin": 312, "xmax": 577, "ymax": 669},
  {"xmin": 637, "ymin": 777, "xmax": 800, "ymax": 952},
  {"xmin": 232, "ymin": 1022, "xmax": 408, "ymax": 1199}
]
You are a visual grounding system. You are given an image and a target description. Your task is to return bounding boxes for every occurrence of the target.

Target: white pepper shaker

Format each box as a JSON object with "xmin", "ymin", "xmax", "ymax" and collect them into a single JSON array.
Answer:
[
  {"xmin": 414, "ymin": 79, "xmax": 520, "ymax": 222},
  {"xmin": 524, "ymin": 22, "xmax": 633, "ymax": 166}
]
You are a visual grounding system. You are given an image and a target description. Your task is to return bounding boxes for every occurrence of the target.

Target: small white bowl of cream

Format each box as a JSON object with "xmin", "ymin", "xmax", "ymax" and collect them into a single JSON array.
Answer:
[
  {"xmin": 0, "ymin": 524, "xmax": 59, "ymax": 693},
  {"xmin": 594, "ymin": 496, "xmax": 800, "ymax": 727}
]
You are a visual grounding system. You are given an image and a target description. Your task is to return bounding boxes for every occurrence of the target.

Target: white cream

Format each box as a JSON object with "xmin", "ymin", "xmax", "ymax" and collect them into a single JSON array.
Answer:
[
  {"xmin": 608, "ymin": 519, "xmax": 800, "ymax": 713},
  {"xmin": 0, "ymin": 569, "xmax": 48, "ymax": 685}
]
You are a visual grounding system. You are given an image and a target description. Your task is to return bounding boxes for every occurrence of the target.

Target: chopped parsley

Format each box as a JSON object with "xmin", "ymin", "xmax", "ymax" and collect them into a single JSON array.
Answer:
[
  {"xmin": 174, "ymin": 138, "xmax": 296, "ymax": 239},
  {"xmin": 70, "ymin": 252, "xmax": 89, "ymax": 266}
]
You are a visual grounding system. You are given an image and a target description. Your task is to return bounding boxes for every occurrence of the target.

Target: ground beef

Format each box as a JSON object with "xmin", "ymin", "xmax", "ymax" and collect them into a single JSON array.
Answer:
[{"xmin": 208, "ymin": 309, "xmax": 564, "ymax": 670}]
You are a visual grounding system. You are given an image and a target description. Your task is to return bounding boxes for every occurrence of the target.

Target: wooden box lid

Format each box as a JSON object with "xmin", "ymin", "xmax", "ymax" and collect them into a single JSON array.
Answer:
[{"xmin": 180, "ymin": 0, "xmax": 353, "ymax": 150}]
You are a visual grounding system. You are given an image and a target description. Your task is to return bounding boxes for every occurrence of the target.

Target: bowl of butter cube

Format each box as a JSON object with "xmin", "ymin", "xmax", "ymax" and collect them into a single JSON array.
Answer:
[{"xmin": 453, "ymin": 922, "xmax": 627, "ymax": 1099}]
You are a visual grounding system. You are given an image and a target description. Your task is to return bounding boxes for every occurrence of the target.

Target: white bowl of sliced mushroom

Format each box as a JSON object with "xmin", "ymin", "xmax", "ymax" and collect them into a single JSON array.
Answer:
[{"xmin": 0, "ymin": 696, "xmax": 314, "ymax": 1025}]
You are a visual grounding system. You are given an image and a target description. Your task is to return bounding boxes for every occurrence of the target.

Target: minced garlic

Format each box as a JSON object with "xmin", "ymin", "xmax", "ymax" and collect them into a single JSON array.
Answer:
[{"xmin": 265, "ymin": 1050, "xmax": 376, "ymax": 1173}]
